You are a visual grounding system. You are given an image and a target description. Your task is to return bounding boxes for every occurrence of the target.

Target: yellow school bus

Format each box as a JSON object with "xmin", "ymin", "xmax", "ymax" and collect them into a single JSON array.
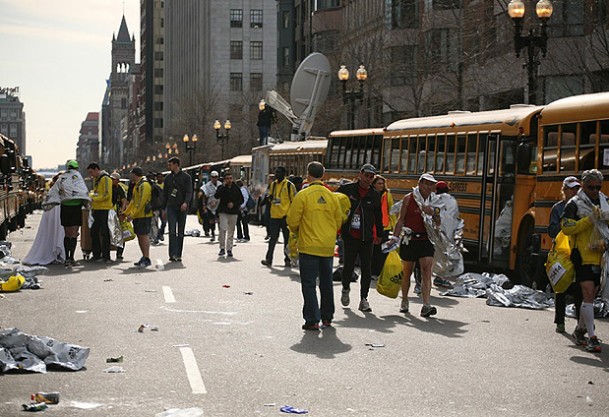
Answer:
[{"xmin": 535, "ymin": 92, "xmax": 609, "ymax": 267}]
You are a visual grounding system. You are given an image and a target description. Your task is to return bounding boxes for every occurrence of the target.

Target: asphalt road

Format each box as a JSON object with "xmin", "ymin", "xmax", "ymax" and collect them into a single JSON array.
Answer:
[{"xmin": 0, "ymin": 211, "xmax": 608, "ymax": 417}]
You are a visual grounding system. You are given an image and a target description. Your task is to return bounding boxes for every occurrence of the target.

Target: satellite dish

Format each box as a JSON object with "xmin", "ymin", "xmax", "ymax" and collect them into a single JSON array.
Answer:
[{"xmin": 290, "ymin": 53, "xmax": 331, "ymax": 118}]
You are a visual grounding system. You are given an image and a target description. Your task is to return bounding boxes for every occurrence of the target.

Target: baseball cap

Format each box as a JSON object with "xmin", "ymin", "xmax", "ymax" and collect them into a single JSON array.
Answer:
[
  {"xmin": 110, "ymin": 172, "xmax": 121, "ymax": 180},
  {"xmin": 360, "ymin": 164, "xmax": 377, "ymax": 174},
  {"xmin": 130, "ymin": 166, "xmax": 144, "ymax": 177},
  {"xmin": 419, "ymin": 173, "xmax": 438, "ymax": 183},
  {"xmin": 436, "ymin": 181, "xmax": 449, "ymax": 191},
  {"xmin": 67, "ymin": 160, "xmax": 79, "ymax": 169},
  {"xmin": 563, "ymin": 176, "xmax": 580, "ymax": 188},
  {"xmin": 210, "ymin": 170, "xmax": 219, "ymax": 177}
]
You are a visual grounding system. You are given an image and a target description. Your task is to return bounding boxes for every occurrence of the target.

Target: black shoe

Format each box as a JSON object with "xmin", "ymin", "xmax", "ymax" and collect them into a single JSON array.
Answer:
[
  {"xmin": 175, "ymin": 257, "xmax": 182, "ymax": 262},
  {"xmin": 420, "ymin": 305, "xmax": 437, "ymax": 317},
  {"xmin": 302, "ymin": 322, "xmax": 320, "ymax": 331},
  {"xmin": 227, "ymin": 251, "xmax": 233, "ymax": 257},
  {"xmin": 284, "ymin": 261, "xmax": 292, "ymax": 267},
  {"xmin": 218, "ymin": 249, "xmax": 226, "ymax": 257},
  {"xmin": 169, "ymin": 256, "xmax": 176, "ymax": 262},
  {"xmin": 261, "ymin": 259, "xmax": 271, "ymax": 267}
]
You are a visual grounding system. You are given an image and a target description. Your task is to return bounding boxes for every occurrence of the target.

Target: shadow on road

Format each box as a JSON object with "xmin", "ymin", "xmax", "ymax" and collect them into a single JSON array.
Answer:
[{"xmin": 290, "ymin": 327, "xmax": 352, "ymax": 359}]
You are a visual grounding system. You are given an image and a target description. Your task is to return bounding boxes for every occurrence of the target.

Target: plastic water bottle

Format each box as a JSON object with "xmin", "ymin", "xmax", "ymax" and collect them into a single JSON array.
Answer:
[
  {"xmin": 155, "ymin": 259, "xmax": 164, "ymax": 270},
  {"xmin": 22, "ymin": 402, "xmax": 48, "ymax": 411}
]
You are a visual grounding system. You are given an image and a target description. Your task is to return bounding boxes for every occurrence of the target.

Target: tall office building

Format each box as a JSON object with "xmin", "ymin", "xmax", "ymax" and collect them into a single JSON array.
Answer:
[
  {"xmin": 164, "ymin": 0, "xmax": 277, "ymax": 161},
  {"xmin": 140, "ymin": 0, "xmax": 165, "ymax": 144},
  {"xmin": 0, "ymin": 87, "xmax": 26, "ymax": 154}
]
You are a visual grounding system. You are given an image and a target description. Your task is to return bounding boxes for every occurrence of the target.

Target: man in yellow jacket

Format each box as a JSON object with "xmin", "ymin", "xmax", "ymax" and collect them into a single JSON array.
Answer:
[
  {"xmin": 262, "ymin": 166, "xmax": 297, "ymax": 267},
  {"xmin": 287, "ymin": 161, "xmax": 342, "ymax": 331},
  {"xmin": 87, "ymin": 162, "xmax": 113, "ymax": 263},
  {"xmin": 123, "ymin": 166, "xmax": 153, "ymax": 268}
]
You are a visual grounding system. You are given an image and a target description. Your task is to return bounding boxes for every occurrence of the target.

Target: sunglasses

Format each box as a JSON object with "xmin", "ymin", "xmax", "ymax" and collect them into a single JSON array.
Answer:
[{"xmin": 586, "ymin": 185, "xmax": 602, "ymax": 191}]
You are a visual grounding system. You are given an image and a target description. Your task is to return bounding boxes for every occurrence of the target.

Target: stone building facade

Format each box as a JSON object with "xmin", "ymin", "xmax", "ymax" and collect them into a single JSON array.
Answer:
[
  {"xmin": 0, "ymin": 87, "xmax": 26, "ymax": 155},
  {"xmin": 76, "ymin": 112, "xmax": 100, "ymax": 168}
]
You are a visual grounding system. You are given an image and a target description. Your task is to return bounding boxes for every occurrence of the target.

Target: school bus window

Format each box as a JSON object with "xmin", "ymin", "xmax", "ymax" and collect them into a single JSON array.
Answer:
[
  {"xmin": 407, "ymin": 136, "xmax": 417, "ymax": 173},
  {"xmin": 414, "ymin": 135, "xmax": 425, "ymax": 173},
  {"xmin": 435, "ymin": 134, "xmax": 446, "ymax": 173},
  {"xmin": 599, "ymin": 120, "xmax": 609, "ymax": 169},
  {"xmin": 390, "ymin": 137, "xmax": 400, "ymax": 172},
  {"xmin": 559, "ymin": 123, "xmax": 577, "ymax": 172},
  {"xmin": 466, "ymin": 133, "xmax": 477, "ymax": 174},
  {"xmin": 446, "ymin": 134, "xmax": 456, "ymax": 173},
  {"xmin": 500, "ymin": 141, "xmax": 516, "ymax": 176},
  {"xmin": 400, "ymin": 137, "xmax": 409, "ymax": 172},
  {"xmin": 383, "ymin": 138, "xmax": 392, "ymax": 172},
  {"xmin": 369, "ymin": 135, "xmax": 380, "ymax": 168},
  {"xmin": 456, "ymin": 134, "xmax": 466, "ymax": 174},
  {"xmin": 426, "ymin": 135, "xmax": 436, "ymax": 172},
  {"xmin": 543, "ymin": 125, "xmax": 559, "ymax": 172},
  {"xmin": 476, "ymin": 134, "xmax": 487, "ymax": 175},
  {"xmin": 579, "ymin": 121, "xmax": 597, "ymax": 171}
]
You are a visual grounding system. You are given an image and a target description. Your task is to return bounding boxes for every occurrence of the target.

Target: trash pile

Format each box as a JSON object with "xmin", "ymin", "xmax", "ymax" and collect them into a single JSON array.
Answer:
[
  {"xmin": 0, "ymin": 242, "xmax": 46, "ymax": 292},
  {"xmin": 0, "ymin": 328, "xmax": 90, "ymax": 373},
  {"xmin": 566, "ymin": 298, "xmax": 609, "ymax": 318},
  {"xmin": 440, "ymin": 272, "xmax": 554, "ymax": 310}
]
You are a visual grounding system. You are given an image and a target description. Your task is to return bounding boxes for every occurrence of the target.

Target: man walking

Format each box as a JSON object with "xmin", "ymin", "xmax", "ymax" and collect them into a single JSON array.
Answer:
[
  {"xmin": 262, "ymin": 167, "xmax": 296, "ymax": 267},
  {"xmin": 562, "ymin": 169, "xmax": 607, "ymax": 352},
  {"xmin": 337, "ymin": 164, "xmax": 383, "ymax": 313},
  {"xmin": 86, "ymin": 162, "xmax": 113, "ymax": 263},
  {"xmin": 201, "ymin": 171, "xmax": 221, "ymax": 241},
  {"xmin": 163, "ymin": 157, "xmax": 193, "ymax": 262},
  {"xmin": 287, "ymin": 162, "xmax": 342, "ymax": 330},
  {"xmin": 123, "ymin": 167, "xmax": 152, "ymax": 268},
  {"xmin": 214, "ymin": 172, "xmax": 244, "ymax": 258}
]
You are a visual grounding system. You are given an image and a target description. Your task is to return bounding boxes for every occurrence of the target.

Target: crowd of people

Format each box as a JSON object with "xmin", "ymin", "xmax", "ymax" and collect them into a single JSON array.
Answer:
[{"xmin": 24, "ymin": 156, "xmax": 604, "ymax": 352}]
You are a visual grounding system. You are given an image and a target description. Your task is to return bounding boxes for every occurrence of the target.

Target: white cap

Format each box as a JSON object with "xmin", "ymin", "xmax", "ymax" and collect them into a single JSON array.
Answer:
[
  {"xmin": 210, "ymin": 171, "xmax": 219, "ymax": 177},
  {"xmin": 563, "ymin": 176, "xmax": 580, "ymax": 188},
  {"xmin": 419, "ymin": 173, "xmax": 438, "ymax": 183}
]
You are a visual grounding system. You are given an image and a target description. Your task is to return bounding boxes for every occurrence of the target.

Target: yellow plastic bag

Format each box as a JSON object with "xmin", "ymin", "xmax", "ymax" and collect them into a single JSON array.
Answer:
[
  {"xmin": 377, "ymin": 251, "xmax": 403, "ymax": 298},
  {"xmin": 120, "ymin": 219, "xmax": 136, "ymax": 242},
  {"xmin": 0, "ymin": 274, "xmax": 25, "ymax": 292},
  {"xmin": 545, "ymin": 231, "xmax": 575, "ymax": 293}
]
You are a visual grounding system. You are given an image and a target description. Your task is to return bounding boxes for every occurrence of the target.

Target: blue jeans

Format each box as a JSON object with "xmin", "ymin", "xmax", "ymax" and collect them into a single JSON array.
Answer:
[
  {"xmin": 299, "ymin": 254, "xmax": 334, "ymax": 324},
  {"xmin": 167, "ymin": 206, "xmax": 187, "ymax": 258}
]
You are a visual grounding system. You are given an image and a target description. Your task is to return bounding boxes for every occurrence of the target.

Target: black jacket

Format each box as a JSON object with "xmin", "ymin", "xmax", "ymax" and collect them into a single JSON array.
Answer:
[
  {"xmin": 214, "ymin": 184, "xmax": 244, "ymax": 215},
  {"xmin": 337, "ymin": 181, "xmax": 383, "ymax": 242},
  {"xmin": 163, "ymin": 170, "xmax": 193, "ymax": 209}
]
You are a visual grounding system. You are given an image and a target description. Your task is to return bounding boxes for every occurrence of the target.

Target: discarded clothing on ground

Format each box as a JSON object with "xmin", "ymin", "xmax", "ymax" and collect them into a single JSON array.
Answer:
[
  {"xmin": 566, "ymin": 297, "xmax": 609, "ymax": 318},
  {"xmin": 0, "ymin": 328, "xmax": 90, "ymax": 373},
  {"xmin": 184, "ymin": 229, "xmax": 201, "ymax": 237},
  {"xmin": 440, "ymin": 272, "xmax": 554, "ymax": 310}
]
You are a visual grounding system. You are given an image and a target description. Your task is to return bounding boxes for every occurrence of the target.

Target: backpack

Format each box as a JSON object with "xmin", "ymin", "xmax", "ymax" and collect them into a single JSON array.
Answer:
[
  {"xmin": 245, "ymin": 193, "xmax": 256, "ymax": 210},
  {"xmin": 148, "ymin": 181, "xmax": 164, "ymax": 211}
]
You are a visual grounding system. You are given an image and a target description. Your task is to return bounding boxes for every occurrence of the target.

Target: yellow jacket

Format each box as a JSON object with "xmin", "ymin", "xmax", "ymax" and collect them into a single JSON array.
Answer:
[
  {"xmin": 287, "ymin": 181, "xmax": 342, "ymax": 257},
  {"xmin": 124, "ymin": 179, "xmax": 153, "ymax": 219},
  {"xmin": 269, "ymin": 178, "xmax": 296, "ymax": 219},
  {"xmin": 334, "ymin": 192, "xmax": 351, "ymax": 225},
  {"xmin": 90, "ymin": 174, "xmax": 113, "ymax": 210}
]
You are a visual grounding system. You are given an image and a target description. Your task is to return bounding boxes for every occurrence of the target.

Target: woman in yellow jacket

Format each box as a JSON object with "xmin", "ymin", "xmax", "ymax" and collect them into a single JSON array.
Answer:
[
  {"xmin": 123, "ymin": 167, "xmax": 153, "ymax": 268},
  {"xmin": 371, "ymin": 175, "xmax": 397, "ymax": 278}
]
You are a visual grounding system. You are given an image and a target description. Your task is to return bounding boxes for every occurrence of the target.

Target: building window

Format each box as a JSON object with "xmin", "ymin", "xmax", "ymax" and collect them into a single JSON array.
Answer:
[
  {"xmin": 432, "ymin": 0, "xmax": 461, "ymax": 10},
  {"xmin": 154, "ymin": 68, "xmax": 164, "ymax": 77},
  {"xmin": 282, "ymin": 11, "xmax": 290, "ymax": 29},
  {"xmin": 548, "ymin": 0, "xmax": 584, "ymax": 37},
  {"xmin": 426, "ymin": 29, "xmax": 451, "ymax": 65},
  {"xmin": 230, "ymin": 73, "xmax": 243, "ymax": 91},
  {"xmin": 230, "ymin": 9, "xmax": 243, "ymax": 28},
  {"xmin": 154, "ymin": 118, "xmax": 163, "ymax": 128},
  {"xmin": 250, "ymin": 10, "xmax": 263, "ymax": 28},
  {"xmin": 250, "ymin": 41, "xmax": 263, "ymax": 60},
  {"xmin": 250, "ymin": 73, "xmax": 263, "ymax": 91},
  {"xmin": 154, "ymin": 51, "xmax": 164, "ymax": 60},
  {"xmin": 121, "ymin": 98, "xmax": 127, "ymax": 109},
  {"xmin": 390, "ymin": 46, "xmax": 416, "ymax": 86},
  {"xmin": 154, "ymin": 102, "xmax": 164, "ymax": 111},
  {"xmin": 282, "ymin": 47, "xmax": 290, "ymax": 67},
  {"xmin": 230, "ymin": 41, "xmax": 243, "ymax": 59},
  {"xmin": 154, "ymin": 85, "xmax": 163, "ymax": 94},
  {"xmin": 391, "ymin": 0, "xmax": 418, "ymax": 29}
]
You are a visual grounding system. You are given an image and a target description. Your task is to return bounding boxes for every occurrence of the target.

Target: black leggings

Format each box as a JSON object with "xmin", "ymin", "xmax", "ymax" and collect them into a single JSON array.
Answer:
[{"xmin": 342, "ymin": 235, "xmax": 374, "ymax": 300}]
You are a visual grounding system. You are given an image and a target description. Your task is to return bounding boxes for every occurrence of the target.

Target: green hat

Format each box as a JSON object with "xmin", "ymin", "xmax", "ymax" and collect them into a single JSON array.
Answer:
[{"xmin": 67, "ymin": 160, "xmax": 79, "ymax": 169}]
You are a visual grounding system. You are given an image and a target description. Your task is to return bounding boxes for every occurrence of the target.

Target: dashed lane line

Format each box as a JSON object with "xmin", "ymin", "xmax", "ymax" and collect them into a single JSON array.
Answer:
[
  {"xmin": 163, "ymin": 286, "xmax": 176, "ymax": 303},
  {"xmin": 177, "ymin": 345, "xmax": 207, "ymax": 394}
]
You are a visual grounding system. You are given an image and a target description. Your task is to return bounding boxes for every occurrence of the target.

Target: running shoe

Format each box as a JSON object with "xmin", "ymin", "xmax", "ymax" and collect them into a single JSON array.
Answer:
[
  {"xmin": 227, "ymin": 251, "xmax": 233, "ymax": 257},
  {"xmin": 341, "ymin": 289, "xmax": 350, "ymax": 307},
  {"xmin": 358, "ymin": 298, "xmax": 372, "ymax": 312},
  {"xmin": 218, "ymin": 249, "xmax": 226, "ymax": 256},
  {"xmin": 302, "ymin": 322, "xmax": 320, "ymax": 331},
  {"xmin": 572, "ymin": 327, "xmax": 587, "ymax": 346},
  {"xmin": 555, "ymin": 323, "xmax": 566, "ymax": 333},
  {"xmin": 321, "ymin": 320, "xmax": 332, "ymax": 328},
  {"xmin": 400, "ymin": 299, "xmax": 410, "ymax": 314},
  {"xmin": 586, "ymin": 336, "xmax": 601, "ymax": 352},
  {"xmin": 414, "ymin": 283, "xmax": 422, "ymax": 295},
  {"xmin": 433, "ymin": 277, "xmax": 453, "ymax": 288},
  {"xmin": 421, "ymin": 305, "xmax": 437, "ymax": 317},
  {"xmin": 261, "ymin": 259, "xmax": 271, "ymax": 267}
]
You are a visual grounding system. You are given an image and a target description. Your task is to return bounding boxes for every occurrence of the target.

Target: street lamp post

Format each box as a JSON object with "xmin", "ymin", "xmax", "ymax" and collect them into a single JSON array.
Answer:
[
  {"xmin": 338, "ymin": 64, "xmax": 367, "ymax": 130},
  {"xmin": 508, "ymin": 0, "xmax": 553, "ymax": 105},
  {"xmin": 182, "ymin": 134, "xmax": 198, "ymax": 166},
  {"xmin": 213, "ymin": 119, "xmax": 231, "ymax": 160}
]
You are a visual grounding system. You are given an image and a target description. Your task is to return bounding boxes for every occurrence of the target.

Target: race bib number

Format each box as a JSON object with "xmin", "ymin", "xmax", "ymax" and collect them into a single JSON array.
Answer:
[{"xmin": 351, "ymin": 213, "xmax": 361, "ymax": 230}]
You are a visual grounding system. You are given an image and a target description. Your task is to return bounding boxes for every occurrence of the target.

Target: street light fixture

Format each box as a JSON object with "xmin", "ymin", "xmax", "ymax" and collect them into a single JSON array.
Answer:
[
  {"xmin": 214, "ymin": 119, "xmax": 231, "ymax": 160},
  {"xmin": 338, "ymin": 64, "xmax": 367, "ymax": 129},
  {"xmin": 182, "ymin": 134, "xmax": 198, "ymax": 166},
  {"xmin": 508, "ymin": 0, "xmax": 553, "ymax": 105}
]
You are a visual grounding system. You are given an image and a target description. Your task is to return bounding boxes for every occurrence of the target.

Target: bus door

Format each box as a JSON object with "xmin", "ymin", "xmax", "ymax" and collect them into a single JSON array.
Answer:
[{"xmin": 478, "ymin": 132, "xmax": 517, "ymax": 267}]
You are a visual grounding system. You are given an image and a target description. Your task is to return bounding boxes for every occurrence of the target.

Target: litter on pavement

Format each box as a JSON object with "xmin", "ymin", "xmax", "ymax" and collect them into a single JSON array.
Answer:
[
  {"xmin": 0, "ymin": 328, "xmax": 90, "ymax": 373},
  {"xmin": 280, "ymin": 405, "xmax": 309, "ymax": 414},
  {"xmin": 103, "ymin": 366, "xmax": 125, "ymax": 373},
  {"xmin": 106, "ymin": 355, "xmax": 124, "ymax": 363},
  {"xmin": 440, "ymin": 272, "xmax": 554, "ymax": 310},
  {"xmin": 155, "ymin": 407, "xmax": 204, "ymax": 417},
  {"xmin": 70, "ymin": 401, "xmax": 103, "ymax": 409}
]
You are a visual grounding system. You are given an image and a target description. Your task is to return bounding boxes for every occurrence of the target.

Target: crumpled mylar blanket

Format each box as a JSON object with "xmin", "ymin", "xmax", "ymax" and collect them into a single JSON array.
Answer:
[
  {"xmin": 566, "ymin": 298, "xmax": 609, "ymax": 319},
  {"xmin": 440, "ymin": 272, "xmax": 554, "ymax": 310},
  {"xmin": 41, "ymin": 170, "xmax": 90, "ymax": 210},
  {"xmin": 0, "ymin": 328, "xmax": 90, "ymax": 373}
]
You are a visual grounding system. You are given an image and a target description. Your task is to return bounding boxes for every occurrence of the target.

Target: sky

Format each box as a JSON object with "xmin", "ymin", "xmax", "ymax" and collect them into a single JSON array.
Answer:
[{"xmin": 0, "ymin": 0, "xmax": 140, "ymax": 170}]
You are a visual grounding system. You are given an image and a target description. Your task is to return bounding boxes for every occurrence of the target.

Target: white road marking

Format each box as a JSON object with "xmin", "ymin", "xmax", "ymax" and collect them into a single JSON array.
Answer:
[
  {"xmin": 160, "ymin": 306, "xmax": 237, "ymax": 315},
  {"xmin": 162, "ymin": 286, "xmax": 176, "ymax": 303},
  {"xmin": 178, "ymin": 346, "xmax": 207, "ymax": 394}
]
